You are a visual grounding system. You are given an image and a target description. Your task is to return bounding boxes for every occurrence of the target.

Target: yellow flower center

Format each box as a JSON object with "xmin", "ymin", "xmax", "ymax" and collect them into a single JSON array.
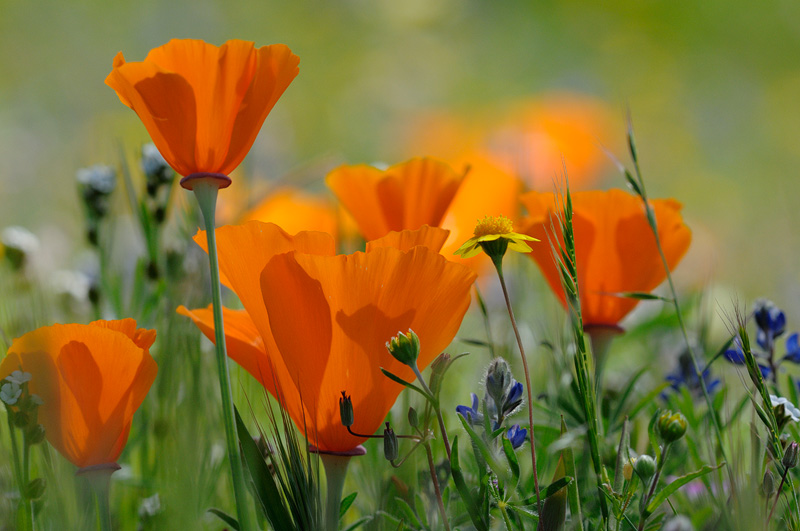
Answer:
[{"xmin": 473, "ymin": 216, "xmax": 514, "ymax": 237}]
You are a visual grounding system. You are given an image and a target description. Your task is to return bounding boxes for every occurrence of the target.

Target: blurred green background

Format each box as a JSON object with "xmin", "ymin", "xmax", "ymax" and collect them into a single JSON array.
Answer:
[{"xmin": 2, "ymin": 0, "xmax": 800, "ymax": 303}]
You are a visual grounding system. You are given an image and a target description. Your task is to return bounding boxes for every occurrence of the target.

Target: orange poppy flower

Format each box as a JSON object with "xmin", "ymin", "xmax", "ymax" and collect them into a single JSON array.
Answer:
[
  {"xmin": 105, "ymin": 39, "xmax": 299, "ymax": 179},
  {"xmin": 178, "ymin": 223, "xmax": 475, "ymax": 452},
  {"xmin": 520, "ymin": 189, "xmax": 691, "ymax": 329},
  {"xmin": 326, "ymin": 157, "xmax": 466, "ymax": 241},
  {"xmin": 0, "ymin": 319, "xmax": 157, "ymax": 468},
  {"xmin": 240, "ymin": 187, "xmax": 339, "ymax": 236}
]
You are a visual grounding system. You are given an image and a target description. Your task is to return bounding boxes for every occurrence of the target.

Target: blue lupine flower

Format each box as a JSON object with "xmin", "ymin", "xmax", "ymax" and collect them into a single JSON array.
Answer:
[
  {"xmin": 503, "ymin": 381, "xmax": 523, "ymax": 414},
  {"xmin": 456, "ymin": 393, "xmax": 484, "ymax": 425},
  {"xmin": 506, "ymin": 424, "xmax": 527, "ymax": 450},
  {"xmin": 784, "ymin": 333, "xmax": 800, "ymax": 364},
  {"xmin": 754, "ymin": 299, "xmax": 786, "ymax": 351},
  {"xmin": 663, "ymin": 352, "xmax": 721, "ymax": 399},
  {"xmin": 723, "ymin": 337, "xmax": 771, "ymax": 377}
]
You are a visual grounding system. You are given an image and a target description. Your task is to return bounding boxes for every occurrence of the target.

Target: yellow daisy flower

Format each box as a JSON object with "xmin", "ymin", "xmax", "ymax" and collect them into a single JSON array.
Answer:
[{"xmin": 454, "ymin": 215, "xmax": 538, "ymax": 259}]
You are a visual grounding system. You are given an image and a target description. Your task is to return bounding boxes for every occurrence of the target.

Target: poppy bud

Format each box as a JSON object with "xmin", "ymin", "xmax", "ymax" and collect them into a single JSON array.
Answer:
[
  {"xmin": 657, "ymin": 410, "xmax": 688, "ymax": 443},
  {"xmin": 634, "ymin": 455, "xmax": 656, "ymax": 481},
  {"xmin": 23, "ymin": 478, "xmax": 46, "ymax": 500},
  {"xmin": 428, "ymin": 353, "xmax": 452, "ymax": 396},
  {"xmin": 386, "ymin": 330, "xmax": 420, "ymax": 367},
  {"xmin": 408, "ymin": 407, "xmax": 419, "ymax": 428},
  {"xmin": 383, "ymin": 422, "xmax": 398, "ymax": 461},
  {"xmin": 782, "ymin": 442, "xmax": 799, "ymax": 470},
  {"xmin": 339, "ymin": 391, "xmax": 354, "ymax": 427}
]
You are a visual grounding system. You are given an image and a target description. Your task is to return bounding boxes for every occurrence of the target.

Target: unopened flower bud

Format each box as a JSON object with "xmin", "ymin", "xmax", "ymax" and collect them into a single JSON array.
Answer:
[
  {"xmin": 386, "ymin": 330, "xmax": 420, "ymax": 367},
  {"xmin": 657, "ymin": 410, "xmax": 688, "ymax": 443},
  {"xmin": 760, "ymin": 469, "xmax": 776, "ymax": 498},
  {"xmin": 408, "ymin": 407, "xmax": 419, "ymax": 428},
  {"xmin": 634, "ymin": 455, "xmax": 656, "ymax": 480},
  {"xmin": 428, "ymin": 352, "xmax": 452, "ymax": 396},
  {"xmin": 485, "ymin": 358, "xmax": 512, "ymax": 407},
  {"xmin": 383, "ymin": 422, "xmax": 398, "ymax": 461},
  {"xmin": 23, "ymin": 478, "xmax": 46, "ymax": 500},
  {"xmin": 25, "ymin": 424, "xmax": 46, "ymax": 445},
  {"xmin": 782, "ymin": 442, "xmax": 799, "ymax": 470},
  {"xmin": 623, "ymin": 457, "xmax": 635, "ymax": 481},
  {"xmin": 12, "ymin": 410, "xmax": 30, "ymax": 428},
  {"xmin": 339, "ymin": 391, "xmax": 354, "ymax": 427}
]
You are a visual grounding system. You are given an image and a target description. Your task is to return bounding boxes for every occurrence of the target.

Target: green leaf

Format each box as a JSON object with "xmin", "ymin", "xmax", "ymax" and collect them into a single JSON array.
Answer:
[
  {"xmin": 380, "ymin": 368, "xmax": 434, "ymax": 403},
  {"xmin": 449, "ymin": 437, "xmax": 490, "ymax": 531},
  {"xmin": 340, "ymin": 492, "xmax": 358, "ymax": 520},
  {"xmin": 207, "ymin": 508, "xmax": 239, "ymax": 530},
  {"xmin": 457, "ymin": 414, "xmax": 508, "ymax": 481},
  {"xmin": 643, "ymin": 463, "xmax": 725, "ymax": 517},
  {"xmin": 540, "ymin": 456, "xmax": 567, "ymax": 531},
  {"xmin": 560, "ymin": 418, "xmax": 584, "ymax": 531},
  {"xmin": 512, "ymin": 477, "xmax": 573, "ymax": 506},
  {"xmin": 616, "ymin": 291, "xmax": 672, "ymax": 302},
  {"xmin": 234, "ymin": 408, "xmax": 294, "ymax": 530},
  {"xmin": 501, "ymin": 436, "xmax": 520, "ymax": 485},
  {"xmin": 343, "ymin": 516, "xmax": 374, "ymax": 531}
]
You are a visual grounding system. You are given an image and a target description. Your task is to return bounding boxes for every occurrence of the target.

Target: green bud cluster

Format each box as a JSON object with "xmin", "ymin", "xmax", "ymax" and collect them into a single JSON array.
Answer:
[
  {"xmin": 657, "ymin": 410, "xmax": 687, "ymax": 444},
  {"xmin": 386, "ymin": 330, "xmax": 420, "ymax": 367}
]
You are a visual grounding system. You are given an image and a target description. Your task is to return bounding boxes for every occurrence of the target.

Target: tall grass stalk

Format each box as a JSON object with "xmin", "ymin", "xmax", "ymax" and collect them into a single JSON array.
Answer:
[
  {"xmin": 548, "ymin": 184, "xmax": 609, "ymax": 527},
  {"xmin": 619, "ymin": 120, "xmax": 731, "ymax": 483}
]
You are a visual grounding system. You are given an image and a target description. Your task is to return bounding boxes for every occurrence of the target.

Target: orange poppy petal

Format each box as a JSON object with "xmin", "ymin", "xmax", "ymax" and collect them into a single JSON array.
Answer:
[
  {"xmin": 326, "ymin": 165, "xmax": 388, "ymax": 240},
  {"xmin": 241, "ymin": 187, "xmax": 338, "ymax": 236},
  {"xmin": 106, "ymin": 58, "xmax": 199, "ymax": 176},
  {"xmin": 260, "ymin": 245, "xmax": 475, "ymax": 452},
  {"xmin": 89, "ymin": 318, "xmax": 157, "ymax": 353},
  {"xmin": 365, "ymin": 225, "xmax": 450, "ymax": 253},
  {"xmin": 176, "ymin": 304, "xmax": 282, "ymax": 399},
  {"xmin": 223, "ymin": 44, "xmax": 300, "ymax": 175}
]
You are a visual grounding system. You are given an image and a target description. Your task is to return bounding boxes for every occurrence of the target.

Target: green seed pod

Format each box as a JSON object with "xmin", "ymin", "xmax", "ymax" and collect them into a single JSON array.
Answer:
[
  {"xmin": 760, "ymin": 469, "xmax": 776, "ymax": 498},
  {"xmin": 383, "ymin": 423, "xmax": 398, "ymax": 461},
  {"xmin": 407, "ymin": 407, "xmax": 419, "ymax": 428},
  {"xmin": 339, "ymin": 391, "xmax": 354, "ymax": 428},
  {"xmin": 386, "ymin": 330, "xmax": 420, "ymax": 367}
]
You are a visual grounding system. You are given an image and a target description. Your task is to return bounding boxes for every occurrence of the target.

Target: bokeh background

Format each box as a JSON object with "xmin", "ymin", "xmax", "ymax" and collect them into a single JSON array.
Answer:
[{"xmin": 2, "ymin": 0, "xmax": 800, "ymax": 302}]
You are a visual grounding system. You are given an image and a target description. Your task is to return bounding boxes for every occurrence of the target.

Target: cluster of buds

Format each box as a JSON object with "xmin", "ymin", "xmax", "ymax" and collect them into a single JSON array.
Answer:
[{"xmin": 76, "ymin": 164, "xmax": 116, "ymax": 246}]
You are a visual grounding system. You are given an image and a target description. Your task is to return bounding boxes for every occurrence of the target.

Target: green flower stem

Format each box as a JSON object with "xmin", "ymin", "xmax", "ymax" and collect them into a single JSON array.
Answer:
[
  {"xmin": 492, "ymin": 259, "xmax": 543, "ymax": 526},
  {"xmin": 79, "ymin": 465, "xmax": 117, "ymax": 531},
  {"xmin": 6, "ymin": 411, "xmax": 31, "ymax": 531},
  {"xmin": 411, "ymin": 363, "xmax": 451, "ymax": 459},
  {"xmin": 320, "ymin": 452, "xmax": 352, "ymax": 531},
  {"xmin": 499, "ymin": 501, "xmax": 514, "ymax": 530},
  {"xmin": 192, "ymin": 180, "xmax": 254, "ymax": 531},
  {"xmin": 638, "ymin": 444, "xmax": 671, "ymax": 531},
  {"xmin": 424, "ymin": 442, "xmax": 451, "ymax": 531}
]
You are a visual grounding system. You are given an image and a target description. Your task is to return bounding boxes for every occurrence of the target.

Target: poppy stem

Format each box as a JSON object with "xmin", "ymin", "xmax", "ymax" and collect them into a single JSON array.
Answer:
[
  {"xmin": 78, "ymin": 463, "xmax": 119, "ymax": 531},
  {"xmin": 320, "ymin": 451, "xmax": 354, "ymax": 531},
  {"xmin": 192, "ymin": 180, "xmax": 255, "ymax": 531},
  {"xmin": 492, "ymin": 260, "xmax": 543, "ymax": 527}
]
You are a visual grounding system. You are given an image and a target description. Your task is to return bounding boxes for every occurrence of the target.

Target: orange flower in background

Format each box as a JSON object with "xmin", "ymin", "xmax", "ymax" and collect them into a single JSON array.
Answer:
[
  {"xmin": 0, "ymin": 319, "xmax": 157, "ymax": 468},
  {"xmin": 485, "ymin": 93, "xmax": 618, "ymax": 190},
  {"xmin": 520, "ymin": 189, "xmax": 691, "ymax": 329},
  {"xmin": 241, "ymin": 187, "xmax": 338, "ymax": 236},
  {"xmin": 178, "ymin": 223, "xmax": 475, "ymax": 452},
  {"xmin": 326, "ymin": 157, "xmax": 466, "ymax": 241},
  {"xmin": 106, "ymin": 39, "xmax": 299, "ymax": 178}
]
